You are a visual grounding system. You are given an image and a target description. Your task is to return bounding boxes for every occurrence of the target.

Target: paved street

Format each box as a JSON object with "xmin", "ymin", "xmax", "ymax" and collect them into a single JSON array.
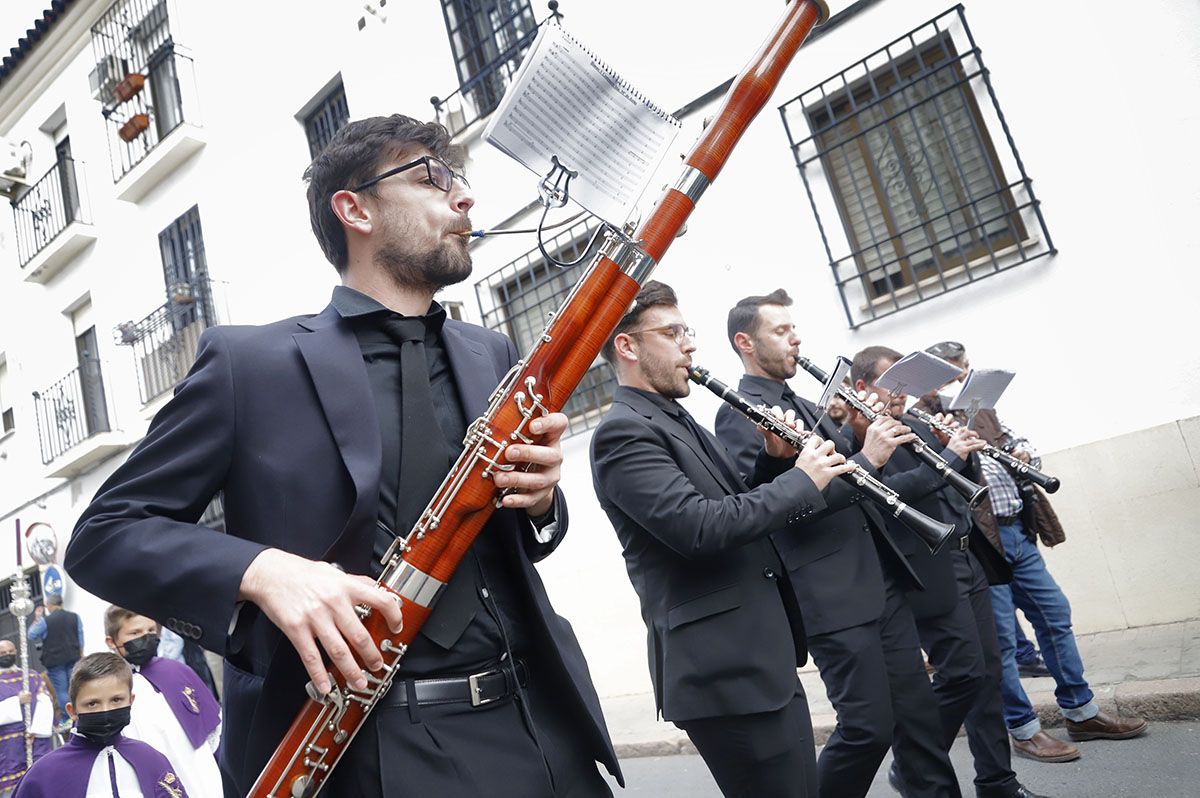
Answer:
[{"xmin": 602, "ymin": 721, "xmax": 1200, "ymax": 797}]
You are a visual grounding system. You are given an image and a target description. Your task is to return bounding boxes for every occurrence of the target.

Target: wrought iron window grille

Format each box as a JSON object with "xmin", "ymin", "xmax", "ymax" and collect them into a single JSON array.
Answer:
[
  {"xmin": 473, "ymin": 214, "xmax": 615, "ymax": 436},
  {"xmin": 432, "ymin": 1, "xmax": 560, "ymax": 139},
  {"xmin": 303, "ymin": 80, "xmax": 350, "ymax": 160},
  {"xmin": 779, "ymin": 5, "xmax": 1054, "ymax": 328}
]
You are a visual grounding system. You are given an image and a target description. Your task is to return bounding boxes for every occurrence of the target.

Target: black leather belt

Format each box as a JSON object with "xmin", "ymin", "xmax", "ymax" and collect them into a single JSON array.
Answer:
[
  {"xmin": 995, "ymin": 514, "xmax": 1021, "ymax": 526},
  {"xmin": 380, "ymin": 660, "xmax": 528, "ymax": 709}
]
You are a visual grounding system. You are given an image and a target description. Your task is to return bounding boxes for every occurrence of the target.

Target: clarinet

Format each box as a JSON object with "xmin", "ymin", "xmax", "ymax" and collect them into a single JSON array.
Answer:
[
  {"xmin": 689, "ymin": 367, "xmax": 954, "ymax": 554},
  {"xmin": 794, "ymin": 356, "xmax": 990, "ymax": 509},
  {"xmin": 905, "ymin": 407, "xmax": 1061, "ymax": 493},
  {"xmin": 251, "ymin": 3, "xmax": 832, "ymax": 794}
]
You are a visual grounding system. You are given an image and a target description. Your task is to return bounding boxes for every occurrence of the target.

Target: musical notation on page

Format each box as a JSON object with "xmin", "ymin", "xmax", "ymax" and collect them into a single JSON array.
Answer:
[{"xmin": 483, "ymin": 23, "xmax": 681, "ymax": 226}]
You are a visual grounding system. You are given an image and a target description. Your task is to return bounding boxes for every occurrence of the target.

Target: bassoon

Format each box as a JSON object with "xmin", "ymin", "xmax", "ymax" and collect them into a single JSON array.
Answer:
[
  {"xmin": 251, "ymin": 2, "xmax": 832, "ymax": 794},
  {"xmin": 688, "ymin": 366, "xmax": 954, "ymax": 553},
  {"xmin": 794, "ymin": 355, "xmax": 991, "ymax": 509}
]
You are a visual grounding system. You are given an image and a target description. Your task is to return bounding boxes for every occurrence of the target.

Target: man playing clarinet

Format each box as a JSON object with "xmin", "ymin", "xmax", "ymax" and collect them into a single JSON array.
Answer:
[{"xmin": 67, "ymin": 114, "xmax": 619, "ymax": 798}]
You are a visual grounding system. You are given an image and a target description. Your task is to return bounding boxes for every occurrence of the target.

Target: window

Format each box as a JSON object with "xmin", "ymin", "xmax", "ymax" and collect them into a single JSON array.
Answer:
[
  {"xmin": 780, "ymin": 7, "xmax": 1054, "ymax": 328},
  {"xmin": 436, "ymin": 0, "xmax": 540, "ymax": 135},
  {"xmin": 0, "ymin": 357, "xmax": 14, "ymax": 434},
  {"xmin": 303, "ymin": 80, "xmax": 350, "ymax": 159},
  {"xmin": 474, "ymin": 217, "xmax": 614, "ymax": 436}
]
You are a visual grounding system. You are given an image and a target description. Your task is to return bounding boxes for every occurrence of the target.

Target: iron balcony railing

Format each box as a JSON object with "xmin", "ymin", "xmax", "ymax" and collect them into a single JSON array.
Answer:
[
  {"xmin": 116, "ymin": 292, "xmax": 214, "ymax": 404},
  {"xmin": 32, "ymin": 358, "xmax": 112, "ymax": 466},
  {"xmin": 11, "ymin": 156, "xmax": 89, "ymax": 268},
  {"xmin": 105, "ymin": 45, "xmax": 200, "ymax": 181}
]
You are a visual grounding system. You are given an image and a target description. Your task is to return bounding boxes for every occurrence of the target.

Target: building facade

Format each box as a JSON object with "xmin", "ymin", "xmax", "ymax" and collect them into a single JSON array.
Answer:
[{"xmin": 1, "ymin": 0, "xmax": 1197, "ymax": 710}]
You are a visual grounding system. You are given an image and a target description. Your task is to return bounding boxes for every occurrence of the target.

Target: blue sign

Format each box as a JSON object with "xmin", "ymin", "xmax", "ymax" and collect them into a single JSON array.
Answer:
[{"xmin": 42, "ymin": 565, "xmax": 64, "ymax": 600}]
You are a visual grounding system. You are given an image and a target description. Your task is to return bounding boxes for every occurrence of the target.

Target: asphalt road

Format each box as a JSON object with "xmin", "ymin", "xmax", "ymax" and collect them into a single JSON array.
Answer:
[{"xmin": 601, "ymin": 721, "xmax": 1200, "ymax": 797}]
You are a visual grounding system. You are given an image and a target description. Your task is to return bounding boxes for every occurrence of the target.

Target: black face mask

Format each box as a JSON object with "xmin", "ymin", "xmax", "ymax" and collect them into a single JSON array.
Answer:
[
  {"xmin": 0, "ymin": 655, "xmax": 16, "ymax": 669},
  {"xmin": 76, "ymin": 705, "xmax": 131, "ymax": 747},
  {"xmin": 120, "ymin": 633, "xmax": 159, "ymax": 667}
]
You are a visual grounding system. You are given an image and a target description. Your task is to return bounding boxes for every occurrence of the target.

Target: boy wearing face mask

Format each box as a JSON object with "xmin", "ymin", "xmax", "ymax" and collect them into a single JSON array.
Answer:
[
  {"xmin": 104, "ymin": 608, "xmax": 221, "ymax": 797},
  {"xmin": 14, "ymin": 652, "xmax": 188, "ymax": 797},
  {"xmin": 0, "ymin": 639, "xmax": 54, "ymax": 794}
]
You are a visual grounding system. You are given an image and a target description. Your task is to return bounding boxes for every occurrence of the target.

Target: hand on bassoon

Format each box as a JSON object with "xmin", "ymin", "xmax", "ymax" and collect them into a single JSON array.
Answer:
[{"xmin": 497, "ymin": 411, "xmax": 568, "ymax": 517}]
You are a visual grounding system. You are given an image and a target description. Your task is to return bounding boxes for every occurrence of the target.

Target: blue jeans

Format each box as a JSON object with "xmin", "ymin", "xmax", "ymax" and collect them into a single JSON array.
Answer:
[
  {"xmin": 1013, "ymin": 622, "xmax": 1040, "ymax": 666},
  {"xmin": 989, "ymin": 523, "xmax": 1097, "ymax": 739},
  {"xmin": 46, "ymin": 661, "xmax": 75, "ymax": 719}
]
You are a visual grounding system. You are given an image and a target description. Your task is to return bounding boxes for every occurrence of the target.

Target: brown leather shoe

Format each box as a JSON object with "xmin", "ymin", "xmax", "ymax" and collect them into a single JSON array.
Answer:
[
  {"xmin": 1065, "ymin": 709, "xmax": 1149, "ymax": 741},
  {"xmin": 1011, "ymin": 730, "xmax": 1081, "ymax": 762}
]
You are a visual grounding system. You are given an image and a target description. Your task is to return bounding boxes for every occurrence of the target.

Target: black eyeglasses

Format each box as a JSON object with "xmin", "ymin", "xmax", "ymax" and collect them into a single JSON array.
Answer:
[
  {"xmin": 926, "ymin": 340, "xmax": 965, "ymax": 359},
  {"xmin": 628, "ymin": 323, "xmax": 696, "ymax": 345},
  {"xmin": 350, "ymin": 155, "xmax": 470, "ymax": 194}
]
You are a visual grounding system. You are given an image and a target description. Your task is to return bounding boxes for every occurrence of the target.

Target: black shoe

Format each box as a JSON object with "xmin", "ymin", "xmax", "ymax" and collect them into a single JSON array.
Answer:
[
  {"xmin": 1017, "ymin": 657, "xmax": 1051, "ymax": 678},
  {"xmin": 1014, "ymin": 785, "xmax": 1051, "ymax": 798},
  {"xmin": 887, "ymin": 763, "xmax": 909, "ymax": 797}
]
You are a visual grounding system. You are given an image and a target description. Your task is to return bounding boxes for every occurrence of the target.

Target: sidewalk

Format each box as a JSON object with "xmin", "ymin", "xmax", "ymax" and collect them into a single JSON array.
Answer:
[{"xmin": 603, "ymin": 619, "xmax": 1200, "ymax": 758}]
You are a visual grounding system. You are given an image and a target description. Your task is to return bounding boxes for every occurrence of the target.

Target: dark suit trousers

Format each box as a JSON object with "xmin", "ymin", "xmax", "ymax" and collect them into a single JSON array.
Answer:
[
  {"xmin": 807, "ymin": 572, "xmax": 959, "ymax": 798},
  {"xmin": 676, "ymin": 681, "xmax": 818, "ymax": 798},
  {"xmin": 324, "ymin": 662, "xmax": 610, "ymax": 798},
  {"xmin": 913, "ymin": 549, "xmax": 1019, "ymax": 798}
]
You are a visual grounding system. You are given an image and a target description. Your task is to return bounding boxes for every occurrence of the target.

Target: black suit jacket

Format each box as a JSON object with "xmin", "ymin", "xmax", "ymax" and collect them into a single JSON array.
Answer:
[
  {"xmin": 66, "ymin": 303, "xmax": 620, "ymax": 791},
  {"xmin": 864, "ymin": 418, "xmax": 1011, "ymax": 619},
  {"xmin": 714, "ymin": 376, "xmax": 922, "ymax": 636},
  {"xmin": 590, "ymin": 386, "xmax": 825, "ymax": 723}
]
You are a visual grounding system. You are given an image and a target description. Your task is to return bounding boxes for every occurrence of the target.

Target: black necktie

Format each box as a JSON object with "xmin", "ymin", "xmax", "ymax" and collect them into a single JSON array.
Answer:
[
  {"xmin": 382, "ymin": 317, "xmax": 449, "ymax": 536},
  {"xmin": 672, "ymin": 405, "xmax": 744, "ymax": 490}
]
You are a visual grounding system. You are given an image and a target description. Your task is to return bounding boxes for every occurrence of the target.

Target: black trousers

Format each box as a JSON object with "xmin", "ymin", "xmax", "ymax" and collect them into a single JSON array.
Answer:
[
  {"xmin": 912, "ymin": 549, "xmax": 1019, "ymax": 798},
  {"xmin": 324, "ymin": 660, "xmax": 611, "ymax": 798},
  {"xmin": 676, "ymin": 681, "xmax": 818, "ymax": 798},
  {"xmin": 807, "ymin": 573, "xmax": 960, "ymax": 798}
]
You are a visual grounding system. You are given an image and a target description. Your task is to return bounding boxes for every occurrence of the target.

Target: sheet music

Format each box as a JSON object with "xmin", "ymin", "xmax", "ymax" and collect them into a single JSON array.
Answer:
[
  {"xmin": 875, "ymin": 351, "xmax": 963, "ymax": 399},
  {"xmin": 816, "ymin": 356, "xmax": 853, "ymax": 411},
  {"xmin": 483, "ymin": 23, "xmax": 681, "ymax": 225},
  {"xmin": 949, "ymin": 368, "xmax": 1015, "ymax": 412}
]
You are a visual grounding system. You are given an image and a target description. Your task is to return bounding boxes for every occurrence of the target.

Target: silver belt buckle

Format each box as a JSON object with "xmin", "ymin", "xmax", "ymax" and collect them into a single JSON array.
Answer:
[
  {"xmin": 958, "ymin": 534, "xmax": 971, "ymax": 551},
  {"xmin": 468, "ymin": 669, "xmax": 501, "ymax": 707}
]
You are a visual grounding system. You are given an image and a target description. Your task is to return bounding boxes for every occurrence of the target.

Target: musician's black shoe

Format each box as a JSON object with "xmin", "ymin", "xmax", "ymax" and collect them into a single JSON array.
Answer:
[
  {"xmin": 886, "ymin": 763, "xmax": 908, "ymax": 797},
  {"xmin": 1014, "ymin": 785, "xmax": 1052, "ymax": 798},
  {"xmin": 1017, "ymin": 655, "xmax": 1051, "ymax": 678}
]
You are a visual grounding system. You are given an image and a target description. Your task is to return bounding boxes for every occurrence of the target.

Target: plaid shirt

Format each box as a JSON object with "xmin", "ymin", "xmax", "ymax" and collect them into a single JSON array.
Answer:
[{"xmin": 977, "ymin": 422, "xmax": 1041, "ymax": 518}]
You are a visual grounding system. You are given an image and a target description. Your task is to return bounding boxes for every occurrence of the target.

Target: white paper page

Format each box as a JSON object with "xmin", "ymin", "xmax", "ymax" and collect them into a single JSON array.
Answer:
[
  {"xmin": 483, "ymin": 24, "xmax": 680, "ymax": 225},
  {"xmin": 875, "ymin": 351, "xmax": 963, "ymax": 399},
  {"xmin": 816, "ymin": 356, "xmax": 853, "ymax": 410},
  {"xmin": 949, "ymin": 368, "xmax": 1015, "ymax": 411}
]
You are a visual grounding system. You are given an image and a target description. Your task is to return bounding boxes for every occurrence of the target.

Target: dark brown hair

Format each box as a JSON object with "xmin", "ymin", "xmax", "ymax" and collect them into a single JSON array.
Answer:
[
  {"xmin": 103, "ymin": 605, "xmax": 144, "ymax": 640},
  {"xmin": 69, "ymin": 652, "xmax": 132, "ymax": 704},
  {"xmin": 726, "ymin": 288, "xmax": 793, "ymax": 353},
  {"xmin": 303, "ymin": 114, "xmax": 463, "ymax": 273},
  {"xmin": 850, "ymin": 345, "xmax": 903, "ymax": 386},
  {"xmin": 600, "ymin": 281, "xmax": 679, "ymax": 365}
]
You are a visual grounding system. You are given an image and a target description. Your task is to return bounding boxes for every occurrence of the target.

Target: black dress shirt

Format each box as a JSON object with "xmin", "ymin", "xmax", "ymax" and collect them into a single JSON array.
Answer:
[{"xmin": 331, "ymin": 286, "xmax": 534, "ymax": 675}]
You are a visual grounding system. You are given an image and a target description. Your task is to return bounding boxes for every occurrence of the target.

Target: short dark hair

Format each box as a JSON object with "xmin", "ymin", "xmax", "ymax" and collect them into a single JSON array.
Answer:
[
  {"xmin": 600, "ymin": 281, "xmax": 679, "ymax": 365},
  {"xmin": 103, "ymin": 605, "xmax": 141, "ymax": 640},
  {"xmin": 45, "ymin": 594, "xmax": 63, "ymax": 607},
  {"xmin": 726, "ymin": 288, "xmax": 793, "ymax": 353},
  {"xmin": 69, "ymin": 652, "xmax": 132, "ymax": 704},
  {"xmin": 303, "ymin": 114, "xmax": 463, "ymax": 273},
  {"xmin": 850, "ymin": 345, "xmax": 903, "ymax": 386},
  {"xmin": 926, "ymin": 340, "xmax": 966, "ymax": 366}
]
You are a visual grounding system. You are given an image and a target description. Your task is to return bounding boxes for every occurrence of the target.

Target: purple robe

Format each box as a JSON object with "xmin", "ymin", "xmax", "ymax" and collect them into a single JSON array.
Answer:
[
  {"xmin": 0, "ymin": 671, "xmax": 52, "ymax": 790},
  {"xmin": 136, "ymin": 658, "xmax": 220, "ymax": 749},
  {"xmin": 13, "ymin": 733, "xmax": 189, "ymax": 797}
]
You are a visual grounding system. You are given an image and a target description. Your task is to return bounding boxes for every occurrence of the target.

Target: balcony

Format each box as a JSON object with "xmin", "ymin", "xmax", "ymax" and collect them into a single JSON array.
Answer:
[
  {"xmin": 32, "ymin": 359, "xmax": 130, "ymax": 478},
  {"xmin": 116, "ymin": 294, "xmax": 213, "ymax": 405},
  {"xmin": 106, "ymin": 46, "xmax": 205, "ymax": 201},
  {"xmin": 12, "ymin": 157, "xmax": 97, "ymax": 283}
]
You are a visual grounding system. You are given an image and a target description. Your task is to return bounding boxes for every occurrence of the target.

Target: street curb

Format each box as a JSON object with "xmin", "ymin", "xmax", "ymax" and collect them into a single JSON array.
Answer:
[{"xmin": 611, "ymin": 677, "xmax": 1200, "ymax": 759}]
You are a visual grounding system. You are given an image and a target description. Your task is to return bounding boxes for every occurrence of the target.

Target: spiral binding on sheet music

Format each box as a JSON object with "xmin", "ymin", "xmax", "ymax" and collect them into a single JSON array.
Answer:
[{"xmin": 550, "ymin": 24, "xmax": 682, "ymax": 127}]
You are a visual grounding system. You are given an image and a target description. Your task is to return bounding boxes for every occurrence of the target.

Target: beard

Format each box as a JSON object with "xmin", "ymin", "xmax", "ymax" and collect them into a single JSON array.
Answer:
[
  {"xmin": 761, "ymin": 353, "xmax": 797, "ymax": 382},
  {"xmin": 375, "ymin": 229, "xmax": 473, "ymax": 294},
  {"xmin": 643, "ymin": 351, "xmax": 690, "ymax": 399}
]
